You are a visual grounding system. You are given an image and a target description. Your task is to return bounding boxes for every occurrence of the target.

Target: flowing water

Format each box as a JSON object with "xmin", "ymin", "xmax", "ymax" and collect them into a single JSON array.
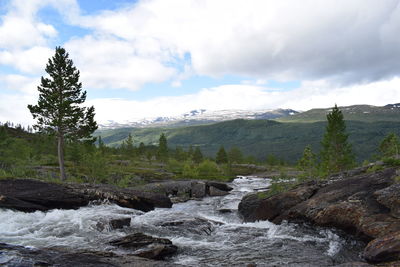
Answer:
[{"xmin": 0, "ymin": 176, "xmax": 365, "ymax": 266}]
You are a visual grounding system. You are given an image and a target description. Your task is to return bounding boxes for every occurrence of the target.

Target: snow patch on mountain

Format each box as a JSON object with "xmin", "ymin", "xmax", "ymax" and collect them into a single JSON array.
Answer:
[{"xmin": 99, "ymin": 108, "xmax": 299, "ymax": 129}]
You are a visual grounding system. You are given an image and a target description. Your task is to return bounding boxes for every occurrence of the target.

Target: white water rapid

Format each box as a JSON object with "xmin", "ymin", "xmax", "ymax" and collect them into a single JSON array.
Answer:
[{"xmin": 0, "ymin": 176, "xmax": 364, "ymax": 266}]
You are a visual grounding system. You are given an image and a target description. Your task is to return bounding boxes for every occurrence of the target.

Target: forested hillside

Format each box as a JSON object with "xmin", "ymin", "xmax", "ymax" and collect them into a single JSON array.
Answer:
[{"xmin": 98, "ymin": 119, "xmax": 400, "ymax": 163}]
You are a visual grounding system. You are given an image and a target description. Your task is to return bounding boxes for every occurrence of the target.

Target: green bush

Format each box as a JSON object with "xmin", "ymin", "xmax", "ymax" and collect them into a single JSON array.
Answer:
[
  {"xmin": 197, "ymin": 160, "xmax": 222, "ymax": 180},
  {"xmin": 382, "ymin": 157, "xmax": 400, "ymax": 167}
]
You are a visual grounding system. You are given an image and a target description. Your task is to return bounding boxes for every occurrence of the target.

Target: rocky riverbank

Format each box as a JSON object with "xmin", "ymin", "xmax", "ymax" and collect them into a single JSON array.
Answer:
[{"xmin": 238, "ymin": 166, "xmax": 400, "ymax": 266}]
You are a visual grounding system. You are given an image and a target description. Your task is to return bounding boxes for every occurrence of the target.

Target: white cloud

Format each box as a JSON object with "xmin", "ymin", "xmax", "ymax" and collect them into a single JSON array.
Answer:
[
  {"xmin": 89, "ymin": 78, "xmax": 400, "ymax": 124},
  {"xmin": 76, "ymin": 0, "xmax": 400, "ymax": 84},
  {"xmin": 65, "ymin": 36, "xmax": 176, "ymax": 90},
  {"xmin": 0, "ymin": 46, "xmax": 53, "ymax": 74}
]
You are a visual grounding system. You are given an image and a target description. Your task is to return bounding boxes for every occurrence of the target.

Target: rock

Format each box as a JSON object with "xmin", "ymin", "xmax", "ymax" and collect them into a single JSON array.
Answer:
[
  {"xmin": 364, "ymin": 231, "xmax": 400, "ymax": 263},
  {"xmin": 66, "ymin": 183, "xmax": 173, "ymax": 212},
  {"xmin": 238, "ymin": 167, "xmax": 400, "ymax": 264},
  {"xmin": 374, "ymin": 183, "xmax": 400, "ymax": 218},
  {"xmin": 159, "ymin": 217, "xmax": 222, "ymax": 235},
  {"xmin": 333, "ymin": 262, "xmax": 372, "ymax": 267},
  {"xmin": 132, "ymin": 180, "xmax": 232, "ymax": 202},
  {"xmin": 191, "ymin": 181, "xmax": 206, "ymax": 198},
  {"xmin": 208, "ymin": 185, "xmax": 230, "ymax": 196},
  {"xmin": 110, "ymin": 217, "xmax": 131, "ymax": 230},
  {"xmin": 109, "ymin": 233, "xmax": 177, "ymax": 260},
  {"xmin": 0, "ymin": 179, "xmax": 89, "ymax": 212},
  {"xmin": 96, "ymin": 217, "xmax": 131, "ymax": 232},
  {"xmin": 0, "ymin": 178, "xmax": 172, "ymax": 213},
  {"xmin": 0, "ymin": 242, "xmax": 178, "ymax": 267},
  {"xmin": 206, "ymin": 181, "xmax": 233, "ymax": 192},
  {"xmin": 238, "ymin": 182, "xmax": 318, "ymax": 222}
]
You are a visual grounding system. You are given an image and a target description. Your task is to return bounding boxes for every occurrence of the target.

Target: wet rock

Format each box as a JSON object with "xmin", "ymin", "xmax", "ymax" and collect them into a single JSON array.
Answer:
[
  {"xmin": 0, "ymin": 242, "xmax": 177, "ymax": 267},
  {"xmin": 96, "ymin": 217, "xmax": 131, "ymax": 232},
  {"xmin": 333, "ymin": 262, "xmax": 372, "ymax": 267},
  {"xmin": 238, "ymin": 182, "xmax": 318, "ymax": 222},
  {"xmin": 206, "ymin": 181, "xmax": 233, "ymax": 192},
  {"xmin": 109, "ymin": 233, "xmax": 177, "ymax": 260},
  {"xmin": 132, "ymin": 180, "xmax": 232, "ymax": 202},
  {"xmin": 208, "ymin": 185, "xmax": 230, "ymax": 196},
  {"xmin": 191, "ymin": 181, "xmax": 206, "ymax": 198},
  {"xmin": 364, "ymin": 231, "xmax": 400, "ymax": 263},
  {"xmin": 0, "ymin": 179, "xmax": 89, "ymax": 212},
  {"xmin": 0, "ymin": 178, "xmax": 172, "ymax": 213},
  {"xmin": 159, "ymin": 217, "xmax": 222, "ymax": 235},
  {"xmin": 66, "ymin": 183, "xmax": 172, "ymax": 212},
  {"xmin": 374, "ymin": 183, "xmax": 400, "ymax": 219},
  {"xmin": 238, "ymin": 167, "xmax": 400, "ymax": 264}
]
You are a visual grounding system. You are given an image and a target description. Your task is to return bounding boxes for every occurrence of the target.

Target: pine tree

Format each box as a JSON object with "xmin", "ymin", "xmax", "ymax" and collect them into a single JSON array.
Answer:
[
  {"xmin": 379, "ymin": 132, "xmax": 400, "ymax": 158},
  {"xmin": 228, "ymin": 146, "xmax": 243, "ymax": 163},
  {"xmin": 320, "ymin": 104, "xmax": 354, "ymax": 175},
  {"xmin": 297, "ymin": 145, "xmax": 317, "ymax": 181},
  {"xmin": 138, "ymin": 142, "xmax": 146, "ymax": 156},
  {"xmin": 192, "ymin": 146, "xmax": 204, "ymax": 164},
  {"xmin": 157, "ymin": 133, "xmax": 168, "ymax": 161},
  {"xmin": 216, "ymin": 146, "xmax": 228, "ymax": 164},
  {"xmin": 123, "ymin": 133, "xmax": 135, "ymax": 157},
  {"xmin": 28, "ymin": 47, "xmax": 97, "ymax": 180}
]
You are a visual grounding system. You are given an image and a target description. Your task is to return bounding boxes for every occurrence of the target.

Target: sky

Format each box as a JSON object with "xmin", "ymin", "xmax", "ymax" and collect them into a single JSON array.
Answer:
[{"xmin": 1, "ymin": 0, "xmax": 400, "ymax": 125}]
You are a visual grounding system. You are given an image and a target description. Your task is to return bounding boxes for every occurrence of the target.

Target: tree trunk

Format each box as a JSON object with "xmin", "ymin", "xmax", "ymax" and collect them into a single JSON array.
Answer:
[{"xmin": 58, "ymin": 134, "xmax": 66, "ymax": 181}]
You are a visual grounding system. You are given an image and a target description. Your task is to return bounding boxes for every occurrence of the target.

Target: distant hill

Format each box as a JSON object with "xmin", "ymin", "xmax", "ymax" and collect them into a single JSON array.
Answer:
[
  {"xmin": 99, "ymin": 108, "xmax": 299, "ymax": 129},
  {"xmin": 277, "ymin": 104, "xmax": 400, "ymax": 123},
  {"xmin": 98, "ymin": 118, "xmax": 400, "ymax": 164}
]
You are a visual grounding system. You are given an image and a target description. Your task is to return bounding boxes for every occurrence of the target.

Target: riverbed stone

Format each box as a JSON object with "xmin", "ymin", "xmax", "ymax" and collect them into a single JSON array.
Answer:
[
  {"xmin": 208, "ymin": 185, "xmax": 230, "ymax": 196},
  {"xmin": 0, "ymin": 178, "xmax": 172, "ymax": 213},
  {"xmin": 374, "ymin": 183, "xmax": 400, "ymax": 219},
  {"xmin": 0, "ymin": 242, "xmax": 178, "ymax": 267},
  {"xmin": 109, "ymin": 233, "xmax": 177, "ymax": 260},
  {"xmin": 364, "ymin": 231, "xmax": 400, "ymax": 263},
  {"xmin": 0, "ymin": 179, "xmax": 89, "ymax": 212},
  {"xmin": 238, "ymin": 166, "xmax": 400, "ymax": 265}
]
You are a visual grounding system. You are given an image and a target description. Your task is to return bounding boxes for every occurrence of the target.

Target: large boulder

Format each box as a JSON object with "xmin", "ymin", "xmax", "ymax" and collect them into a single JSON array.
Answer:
[
  {"xmin": 238, "ymin": 167, "xmax": 400, "ymax": 265},
  {"xmin": 0, "ymin": 242, "xmax": 177, "ymax": 267},
  {"xmin": 0, "ymin": 178, "xmax": 172, "ymax": 213},
  {"xmin": 132, "ymin": 180, "xmax": 232, "ymax": 202},
  {"xmin": 374, "ymin": 183, "xmax": 400, "ymax": 219},
  {"xmin": 363, "ymin": 231, "xmax": 400, "ymax": 263},
  {"xmin": 109, "ymin": 233, "xmax": 177, "ymax": 260},
  {"xmin": 66, "ymin": 183, "xmax": 172, "ymax": 212},
  {"xmin": 0, "ymin": 179, "xmax": 89, "ymax": 212},
  {"xmin": 238, "ymin": 181, "xmax": 318, "ymax": 222}
]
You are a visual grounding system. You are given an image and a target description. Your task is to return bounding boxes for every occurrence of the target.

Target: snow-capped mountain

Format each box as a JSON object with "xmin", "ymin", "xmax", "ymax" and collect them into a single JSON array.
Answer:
[{"xmin": 98, "ymin": 108, "xmax": 299, "ymax": 129}]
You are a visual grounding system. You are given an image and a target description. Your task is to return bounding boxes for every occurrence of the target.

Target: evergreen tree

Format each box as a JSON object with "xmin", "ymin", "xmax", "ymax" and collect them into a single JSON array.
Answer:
[
  {"xmin": 192, "ymin": 146, "xmax": 204, "ymax": 164},
  {"xmin": 297, "ymin": 145, "xmax": 317, "ymax": 181},
  {"xmin": 216, "ymin": 146, "xmax": 228, "ymax": 164},
  {"xmin": 228, "ymin": 146, "xmax": 243, "ymax": 163},
  {"xmin": 98, "ymin": 136, "xmax": 106, "ymax": 154},
  {"xmin": 123, "ymin": 133, "xmax": 135, "ymax": 157},
  {"xmin": 157, "ymin": 133, "xmax": 168, "ymax": 161},
  {"xmin": 174, "ymin": 146, "xmax": 186, "ymax": 161},
  {"xmin": 187, "ymin": 145, "xmax": 194, "ymax": 160},
  {"xmin": 379, "ymin": 132, "xmax": 400, "ymax": 158},
  {"xmin": 28, "ymin": 47, "xmax": 97, "ymax": 180},
  {"xmin": 320, "ymin": 105, "xmax": 355, "ymax": 175},
  {"xmin": 138, "ymin": 142, "xmax": 146, "ymax": 156}
]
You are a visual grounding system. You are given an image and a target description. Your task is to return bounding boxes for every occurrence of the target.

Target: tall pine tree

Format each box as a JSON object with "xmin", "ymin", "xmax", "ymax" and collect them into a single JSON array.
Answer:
[
  {"xmin": 28, "ymin": 47, "xmax": 97, "ymax": 180},
  {"xmin": 216, "ymin": 146, "xmax": 228, "ymax": 164},
  {"xmin": 320, "ymin": 104, "xmax": 354, "ymax": 175},
  {"xmin": 157, "ymin": 133, "xmax": 168, "ymax": 161}
]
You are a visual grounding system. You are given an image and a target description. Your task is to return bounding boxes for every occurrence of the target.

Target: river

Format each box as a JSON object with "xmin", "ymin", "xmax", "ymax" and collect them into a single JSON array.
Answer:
[{"xmin": 0, "ymin": 176, "xmax": 365, "ymax": 266}]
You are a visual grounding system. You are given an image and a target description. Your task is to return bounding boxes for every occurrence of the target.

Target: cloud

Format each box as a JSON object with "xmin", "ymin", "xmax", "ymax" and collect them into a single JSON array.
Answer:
[
  {"xmin": 65, "ymin": 36, "xmax": 176, "ymax": 90},
  {"xmin": 76, "ymin": 0, "xmax": 400, "ymax": 84},
  {"xmin": 89, "ymin": 77, "xmax": 400, "ymax": 124}
]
